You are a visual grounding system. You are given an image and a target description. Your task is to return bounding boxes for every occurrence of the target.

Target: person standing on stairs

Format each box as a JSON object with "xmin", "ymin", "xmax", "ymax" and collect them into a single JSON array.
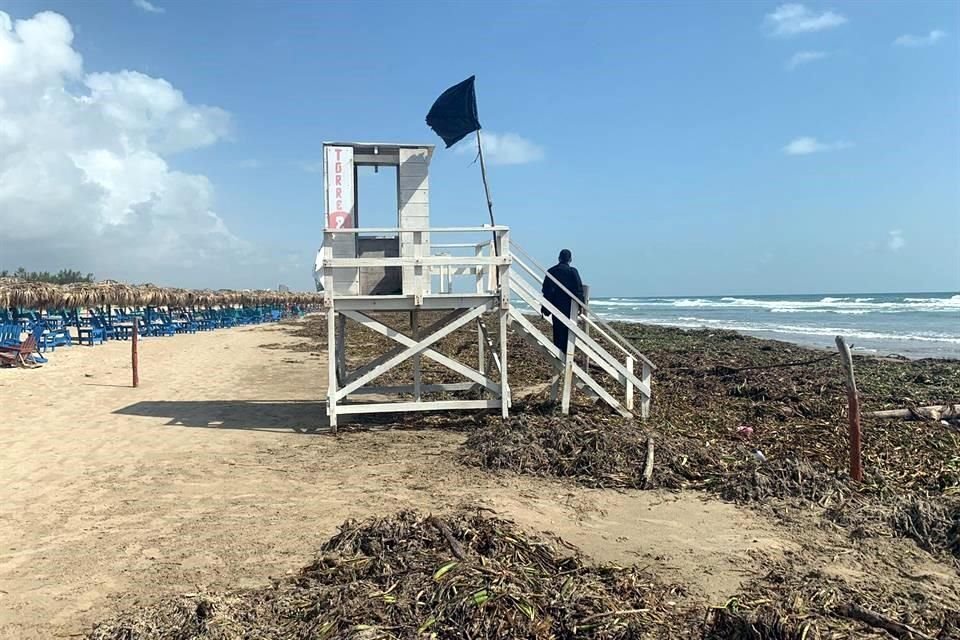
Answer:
[{"xmin": 541, "ymin": 249, "xmax": 585, "ymax": 356}]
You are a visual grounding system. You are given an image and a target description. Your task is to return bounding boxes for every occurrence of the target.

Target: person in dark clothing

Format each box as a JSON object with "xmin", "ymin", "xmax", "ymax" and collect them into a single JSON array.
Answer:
[{"xmin": 541, "ymin": 249, "xmax": 585, "ymax": 354}]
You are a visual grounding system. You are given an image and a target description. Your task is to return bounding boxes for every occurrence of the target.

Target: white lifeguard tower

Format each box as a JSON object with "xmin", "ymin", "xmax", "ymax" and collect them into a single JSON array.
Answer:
[{"xmin": 317, "ymin": 141, "xmax": 654, "ymax": 430}]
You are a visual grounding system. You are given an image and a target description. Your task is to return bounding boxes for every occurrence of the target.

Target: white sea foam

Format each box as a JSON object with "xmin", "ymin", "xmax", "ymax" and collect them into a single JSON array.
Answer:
[
  {"xmin": 600, "ymin": 314, "xmax": 960, "ymax": 345},
  {"xmin": 589, "ymin": 294, "xmax": 960, "ymax": 314}
]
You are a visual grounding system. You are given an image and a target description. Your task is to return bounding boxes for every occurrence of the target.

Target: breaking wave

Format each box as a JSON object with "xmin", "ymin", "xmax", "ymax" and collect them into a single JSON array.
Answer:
[{"xmin": 590, "ymin": 294, "xmax": 960, "ymax": 315}]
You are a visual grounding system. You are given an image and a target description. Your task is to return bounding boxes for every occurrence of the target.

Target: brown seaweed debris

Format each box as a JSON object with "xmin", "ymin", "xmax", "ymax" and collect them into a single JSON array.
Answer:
[
  {"xmin": 459, "ymin": 412, "xmax": 960, "ymax": 561},
  {"xmin": 705, "ymin": 562, "xmax": 960, "ymax": 640},
  {"xmin": 87, "ymin": 510, "xmax": 695, "ymax": 639}
]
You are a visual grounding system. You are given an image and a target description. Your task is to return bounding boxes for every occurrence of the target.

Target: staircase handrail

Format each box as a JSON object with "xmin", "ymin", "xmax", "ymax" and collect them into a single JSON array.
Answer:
[{"xmin": 509, "ymin": 241, "xmax": 656, "ymax": 371}]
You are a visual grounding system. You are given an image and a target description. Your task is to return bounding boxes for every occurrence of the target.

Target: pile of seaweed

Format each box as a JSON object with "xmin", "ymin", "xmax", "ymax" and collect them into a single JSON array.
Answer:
[
  {"xmin": 707, "ymin": 560, "xmax": 960, "ymax": 640},
  {"xmin": 277, "ymin": 314, "xmax": 960, "ymax": 558},
  {"xmin": 460, "ymin": 409, "xmax": 960, "ymax": 562},
  {"xmin": 87, "ymin": 510, "xmax": 958, "ymax": 640},
  {"xmin": 88, "ymin": 510, "xmax": 697, "ymax": 639}
]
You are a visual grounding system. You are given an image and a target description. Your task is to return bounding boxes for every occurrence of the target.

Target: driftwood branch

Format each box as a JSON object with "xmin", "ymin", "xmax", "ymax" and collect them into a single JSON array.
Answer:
[
  {"xmin": 836, "ymin": 336, "xmax": 863, "ymax": 483},
  {"xmin": 837, "ymin": 603, "xmax": 937, "ymax": 640},
  {"xmin": 428, "ymin": 515, "xmax": 466, "ymax": 560},
  {"xmin": 866, "ymin": 404, "xmax": 959, "ymax": 421},
  {"xmin": 642, "ymin": 437, "xmax": 654, "ymax": 488}
]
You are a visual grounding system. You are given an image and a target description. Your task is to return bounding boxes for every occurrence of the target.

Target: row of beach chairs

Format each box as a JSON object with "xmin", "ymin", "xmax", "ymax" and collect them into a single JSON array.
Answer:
[{"xmin": 0, "ymin": 305, "xmax": 302, "ymax": 367}]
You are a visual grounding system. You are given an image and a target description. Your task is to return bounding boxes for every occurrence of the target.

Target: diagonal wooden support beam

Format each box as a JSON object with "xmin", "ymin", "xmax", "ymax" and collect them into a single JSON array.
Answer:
[
  {"xmin": 511, "ymin": 275, "xmax": 651, "ymax": 399},
  {"xmin": 341, "ymin": 310, "xmax": 463, "ymax": 386},
  {"xmin": 477, "ymin": 319, "xmax": 503, "ymax": 374},
  {"xmin": 511, "ymin": 317, "xmax": 598, "ymax": 400},
  {"xmin": 512, "ymin": 283, "xmax": 626, "ymax": 387},
  {"xmin": 509, "ymin": 309, "xmax": 631, "ymax": 417},
  {"xmin": 339, "ymin": 304, "xmax": 499, "ymax": 399}
]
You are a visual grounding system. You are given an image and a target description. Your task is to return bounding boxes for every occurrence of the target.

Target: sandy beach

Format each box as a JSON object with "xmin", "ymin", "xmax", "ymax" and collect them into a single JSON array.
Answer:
[{"xmin": 0, "ymin": 318, "xmax": 825, "ymax": 639}]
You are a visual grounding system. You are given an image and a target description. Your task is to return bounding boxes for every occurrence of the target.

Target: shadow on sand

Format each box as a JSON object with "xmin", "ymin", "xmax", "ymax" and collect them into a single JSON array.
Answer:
[
  {"xmin": 112, "ymin": 400, "xmax": 461, "ymax": 433},
  {"xmin": 114, "ymin": 400, "xmax": 333, "ymax": 433}
]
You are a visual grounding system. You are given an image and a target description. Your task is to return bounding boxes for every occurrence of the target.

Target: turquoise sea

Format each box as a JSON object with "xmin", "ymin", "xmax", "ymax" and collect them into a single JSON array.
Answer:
[{"xmin": 588, "ymin": 292, "xmax": 960, "ymax": 359}]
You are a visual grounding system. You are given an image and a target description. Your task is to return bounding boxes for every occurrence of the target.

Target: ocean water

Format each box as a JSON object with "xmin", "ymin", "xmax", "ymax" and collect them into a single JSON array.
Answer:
[{"xmin": 588, "ymin": 293, "xmax": 960, "ymax": 359}]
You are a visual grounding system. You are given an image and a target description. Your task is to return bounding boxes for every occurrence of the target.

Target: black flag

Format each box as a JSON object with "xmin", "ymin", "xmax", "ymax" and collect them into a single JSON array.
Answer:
[{"xmin": 426, "ymin": 76, "xmax": 481, "ymax": 148}]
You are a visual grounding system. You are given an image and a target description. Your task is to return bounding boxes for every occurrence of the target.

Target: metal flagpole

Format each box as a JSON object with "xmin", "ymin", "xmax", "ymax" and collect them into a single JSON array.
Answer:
[{"xmin": 475, "ymin": 129, "xmax": 499, "ymax": 258}]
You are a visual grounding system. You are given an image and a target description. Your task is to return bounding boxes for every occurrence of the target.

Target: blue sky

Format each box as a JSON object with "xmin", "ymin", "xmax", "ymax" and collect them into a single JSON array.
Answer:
[{"xmin": 0, "ymin": 0, "xmax": 957, "ymax": 295}]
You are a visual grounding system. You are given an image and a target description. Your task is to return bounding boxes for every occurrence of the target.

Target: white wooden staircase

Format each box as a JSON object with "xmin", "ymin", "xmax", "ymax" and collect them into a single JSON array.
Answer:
[{"xmin": 502, "ymin": 241, "xmax": 655, "ymax": 418}]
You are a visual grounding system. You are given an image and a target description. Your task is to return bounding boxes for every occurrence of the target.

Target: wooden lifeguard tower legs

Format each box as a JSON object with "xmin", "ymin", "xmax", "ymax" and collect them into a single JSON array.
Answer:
[
  {"xmin": 322, "ymin": 226, "xmax": 513, "ymax": 431},
  {"xmin": 317, "ymin": 141, "xmax": 653, "ymax": 429}
]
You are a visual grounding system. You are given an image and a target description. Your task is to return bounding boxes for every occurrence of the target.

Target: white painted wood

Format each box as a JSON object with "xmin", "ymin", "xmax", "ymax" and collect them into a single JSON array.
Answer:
[
  {"xmin": 322, "ymin": 242, "xmax": 334, "ymax": 306},
  {"xmin": 339, "ymin": 306, "xmax": 501, "ymax": 396},
  {"xmin": 511, "ymin": 279, "xmax": 625, "ymax": 387},
  {"xmin": 625, "ymin": 356, "xmax": 635, "ymax": 412},
  {"xmin": 323, "ymin": 145, "xmax": 359, "ymax": 296},
  {"xmin": 640, "ymin": 362, "xmax": 651, "ymax": 419},
  {"xmin": 338, "ymin": 399, "xmax": 501, "ymax": 415},
  {"xmin": 347, "ymin": 382, "xmax": 478, "ymax": 396},
  {"xmin": 323, "ymin": 226, "xmax": 510, "ymax": 234},
  {"xmin": 499, "ymin": 307, "xmax": 510, "ymax": 417},
  {"xmin": 510, "ymin": 274, "xmax": 651, "ymax": 399},
  {"xmin": 434, "ymin": 242, "xmax": 487, "ymax": 249},
  {"xmin": 327, "ymin": 309, "xmax": 338, "ymax": 431},
  {"xmin": 400, "ymin": 190, "xmax": 430, "ymax": 205},
  {"xmin": 477, "ymin": 319, "xmax": 502, "ymax": 374},
  {"xmin": 399, "ymin": 175, "xmax": 428, "ymax": 190},
  {"xmin": 341, "ymin": 310, "xmax": 461, "ymax": 386},
  {"xmin": 412, "ymin": 230, "xmax": 424, "ymax": 304},
  {"xmin": 582, "ymin": 284, "xmax": 591, "ymax": 371},
  {"xmin": 499, "ymin": 229, "xmax": 511, "ymax": 416},
  {"xmin": 336, "ymin": 305, "xmax": 486, "ymax": 400},
  {"xmin": 509, "ymin": 321, "xmax": 598, "ymax": 400},
  {"xmin": 331, "ymin": 294, "xmax": 498, "ymax": 312},
  {"xmin": 510, "ymin": 244, "xmax": 656, "ymax": 370},
  {"xmin": 343, "ymin": 342, "xmax": 406, "ymax": 385},
  {"xmin": 508, "ymin": 308, "xmax": 630, "ymax": 417},
  {"xmin": 398, "ymin": 149, "xmax": 431, "ymax": 164},
  {"xmin": 323, "ymin": 256, "xmax": 510, "ymax": 268},
  {"xmin": 412, "ymin": 308, "xmax": 421, "ymax": 402},
  {"xmin": 560, "ymin": 300, "xmax": 577, "ymax": 415},
  {"xmin": 336, "ymin": 314, "xmax": 347, "ymax": 383},
  {"xmin": 477, "ymin": 319, "xmax": 486, "ymax": 379}
]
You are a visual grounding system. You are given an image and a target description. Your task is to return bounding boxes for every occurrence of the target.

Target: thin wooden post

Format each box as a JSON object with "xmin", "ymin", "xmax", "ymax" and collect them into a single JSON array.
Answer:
[
  {"xmin": 412, "ymin": 308, "xmax": 422, "ymax": 402},
  {"xmin": 560, "ymin": 299, "xmax": 578, "ymax": 415},
  {"xmin": 476, "ymin": 130, "xmax": 499, "ymax": 258},
  {"xmin": 131, "ymin": 317, "xmax": 139, "ymax": 388},
  {"xmin": 582, "ymin": 284, "xmax": 591, "ymax": 372},
  {"xmin": 835, "ymin": 336, "xmax": 862, "ymax": 482},
  {"xmin": 477, "ymin": 318, "xmax": 486, "ymax": 375},
  {"xmin": 640, "ymin": 362, "xmax": 651, "ymax": 419},
  {"xmin": 335, "ymin": 314, "xmax": 347, "ymax": 383},
  {"xmin": 499, "ymin": 229, "xmax": 511, "ymax": 417},
  {"xmin": 327, "ymin": 308, "xmax": 338, "ymax": 432},
  {"xmin": 625, "ymin": 356, "xmax": 635, "ymax": 412}
]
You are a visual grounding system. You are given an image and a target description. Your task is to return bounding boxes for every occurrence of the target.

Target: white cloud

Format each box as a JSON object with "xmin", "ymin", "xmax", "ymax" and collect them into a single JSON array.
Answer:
[
  {"xmin": 132, "ymin": 0, "xmax": 165, "ymax": 14},
  {"xmin": 786, "ymin": 50, "xmax": 828, "ymax": 69},
  {"xmin": 453, "ymin": 131, "xmax": 544, "ymax": 165},
  {"xmin": 765, "ymin": 4, "xmax": 847, "ymax": 36},
  {"xmin": 238, "ymin": 158, "xmax": 262, "ymax": 169},
  {"xmin": 783, "ymin": 136, "xmax": 852, "ymax": 155},
  {"xmin": 888, "ymin": 230, "xmax": 905, "ymax": 251},
  {"xmin": 0, "ymin": 10, "xmax": 288, "ymax": 288},
  {"xmin": 893, "ymin": 30, "xmax": 946, "ymax": 47}
]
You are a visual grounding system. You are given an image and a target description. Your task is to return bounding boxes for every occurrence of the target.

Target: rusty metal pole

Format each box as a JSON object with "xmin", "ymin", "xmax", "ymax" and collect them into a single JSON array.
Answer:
[
  {"xmin": 132, "ymin": 317, "xmax": 140, "ymax": 388},
  {"xmin": 835, "ymin": 336, "xmax": 862, "ymax": 482}
]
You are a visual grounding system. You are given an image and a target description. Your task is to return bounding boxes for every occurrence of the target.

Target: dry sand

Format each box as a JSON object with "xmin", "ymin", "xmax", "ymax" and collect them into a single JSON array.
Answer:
[{"xmin": 0, "ymin": 319, "xmax": 932, "ymax": 638}]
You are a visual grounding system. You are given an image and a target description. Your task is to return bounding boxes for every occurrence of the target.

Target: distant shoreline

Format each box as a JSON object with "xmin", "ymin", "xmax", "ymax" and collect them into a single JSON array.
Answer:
[{"xmin": 606, "ymin": 319, "xmax": 959, "ymax": 362}]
